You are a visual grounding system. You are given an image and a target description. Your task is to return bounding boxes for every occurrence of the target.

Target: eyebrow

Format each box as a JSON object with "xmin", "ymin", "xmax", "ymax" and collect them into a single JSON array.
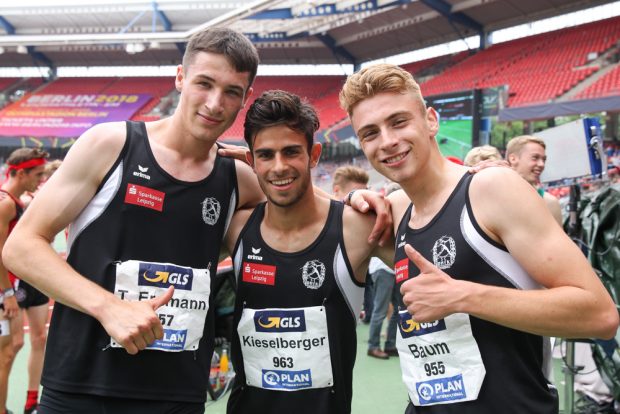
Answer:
[
  {"xmin": 194, "ymin": 74, "xmax": 245, "ymax": 94},
  {"xmin": 254, "ymin": 144, "xmax": 304, "ymax": 155},
  {"xmin": 356, "ymin": 111, "xmax": 411, "ymax": 136}
]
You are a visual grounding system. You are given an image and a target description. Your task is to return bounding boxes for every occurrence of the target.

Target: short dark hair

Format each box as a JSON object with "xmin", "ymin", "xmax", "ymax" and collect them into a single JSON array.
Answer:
[
  {"xmin": 182, "ymin": 27, "xmax": 260, "ymax": 88},
  {"xmin": 6, "ymin": 148, "xmax": 49, "ymax": 177},
  {"xmin": 244, "ymin": 90, "xmax": 320, "ymax": 152}
]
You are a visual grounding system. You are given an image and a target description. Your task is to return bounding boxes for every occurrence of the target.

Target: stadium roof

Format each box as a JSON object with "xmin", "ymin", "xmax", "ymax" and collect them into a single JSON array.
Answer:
[{"xmin": 0, "ymin": 0, "xmax": 616, "ymax": 70}]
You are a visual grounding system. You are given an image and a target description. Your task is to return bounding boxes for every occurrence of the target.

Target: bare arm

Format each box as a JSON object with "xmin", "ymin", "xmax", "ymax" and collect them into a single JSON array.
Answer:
[
  {"xmin": 400, "ymin": 168, "xmax": 618, "ymax": 339},
  {"xmin": 342, "ymin": 206, "xmax": 395, "ymax": 283},
  {"xmin": 235, "ymin": 159, "xmax": 265, "ymax": 210},
  {"xmin": 3, "ymin": 122, "xmax": 172, "ymax": 354},
  {"xmin": 0, "ymin": 199, "xmax": 18, "ymax": 318}
]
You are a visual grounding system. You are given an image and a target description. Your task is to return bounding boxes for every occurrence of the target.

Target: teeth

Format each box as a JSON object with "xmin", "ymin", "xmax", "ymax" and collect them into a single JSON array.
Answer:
[
  {"xmin": 272, "ymin": 178, "xmax": 294, "ymax": 186},
  {"xmin": 385, "ymin": 153, "xmax": 407, "ymax": 163}
]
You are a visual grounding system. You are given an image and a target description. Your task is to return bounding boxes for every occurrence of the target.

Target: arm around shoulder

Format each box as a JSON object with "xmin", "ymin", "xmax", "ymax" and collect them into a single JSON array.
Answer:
[{"xmin": 234, "ymin": 159, "xmax": 264, "ymax": 211}]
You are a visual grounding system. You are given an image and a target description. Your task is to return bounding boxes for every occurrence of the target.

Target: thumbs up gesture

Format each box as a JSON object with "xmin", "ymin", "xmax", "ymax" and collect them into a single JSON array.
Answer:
[
  {"xmin": 100, "ymin": 286, "xmax": 175, "ymax": 355},
  {"xmin": 400, "ymin": 244, "xmax": 464, "ymax": 322}
]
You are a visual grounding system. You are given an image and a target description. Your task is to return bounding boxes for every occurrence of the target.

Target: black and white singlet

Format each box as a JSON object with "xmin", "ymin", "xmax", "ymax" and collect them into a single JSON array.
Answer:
[
  {"xmin": 227, "ymin": 200, "xmax": 364, "ymax": 414},
  {"xmin": 394, "ymin": 173, "xmax": 558, "ymax": 413},
  {"xmin": 42, "ymin": 121, "xmax": 238, "ymax": 403}
]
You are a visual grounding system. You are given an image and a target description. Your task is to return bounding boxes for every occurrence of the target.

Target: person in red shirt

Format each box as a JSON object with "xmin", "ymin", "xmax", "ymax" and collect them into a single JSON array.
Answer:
[{"xmin": 0, "ymin": 148, "xmax": 49, "ymax": 414}]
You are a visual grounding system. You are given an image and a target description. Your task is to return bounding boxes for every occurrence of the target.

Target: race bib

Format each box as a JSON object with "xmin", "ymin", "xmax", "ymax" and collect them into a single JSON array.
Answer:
[
  {"xmin": 396, "ymin": 311, "xmax": 486, "ymax": 406},
  {"xmin": 238, "ymin": 306, "xmax": 333, "ymax": 391},
  {"xmin": 112, "ymin": 260, "xmax": 211, "ymax": 352}
]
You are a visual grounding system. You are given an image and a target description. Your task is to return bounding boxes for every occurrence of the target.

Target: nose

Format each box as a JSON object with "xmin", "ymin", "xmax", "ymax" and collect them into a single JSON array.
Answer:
[
  {"xmin": 379, "ymin": 128, "xmax": 399, "ymax": 151},
  {"xmin": 205, "ymin": 89, "xmax": 224, "ymax": 114},
  {"xmin": 272, "ymin": 152, "xmax": 287, "ymax": 173}
]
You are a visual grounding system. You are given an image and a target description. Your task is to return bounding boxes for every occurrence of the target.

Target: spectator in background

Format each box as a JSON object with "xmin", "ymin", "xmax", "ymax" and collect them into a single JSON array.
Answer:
[
  {"xmin": 331, "ymin": 166, "xmax": 374, "ymax": 323},
  {"xmin": 367, "ymin": 182, "xmax": 402, "ymax": 360},
  {"xmin": 464, "ymin": 145, "xmax": 502, "ymax": 167},
  {"xmin": 43, "ymin": 160, "xmax": 62, "ymax": 181},
  {"xmin": 506, "ymin": 135, "xmax": 563, "ymax": 225},
  {"xmin": 0, "ymin": 148, "xmax": 49, "ymax": 414}
]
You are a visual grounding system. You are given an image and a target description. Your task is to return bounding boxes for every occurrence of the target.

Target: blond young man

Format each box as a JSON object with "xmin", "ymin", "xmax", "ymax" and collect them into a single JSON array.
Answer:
[
  {"xmin": 506, "ymin": 135, "xmax": 563, "ymax": 225},
  {"xmin": 332, "ymin": 166, "xmax": 369, "ymax": 200},
  {"xmin": 339, "ymin": 63, "xmax": 618, "ymax": 413},
  {"xmin": 463, "ymin": 145, "xmax": 502, "ymax": 167}
]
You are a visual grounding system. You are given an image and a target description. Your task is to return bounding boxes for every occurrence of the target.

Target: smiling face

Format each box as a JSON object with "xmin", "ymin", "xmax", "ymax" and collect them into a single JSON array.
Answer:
[
  {"xmin": 508, "ymin": 142, "xmax": 547, "ymax": 185},
  {"xmin": 175, "ymin": 51, "xmax": 252, "ymax": 143},
  {"xmin": 350, "ymin": 91, "xmax": 438, "ymax": 185},
  {"xmin": 249, "ymin": 124, "xmax": 321, "ymax": 208}
]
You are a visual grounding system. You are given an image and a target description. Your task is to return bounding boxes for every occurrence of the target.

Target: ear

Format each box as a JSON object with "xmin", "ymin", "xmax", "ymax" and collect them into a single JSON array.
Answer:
[
  {"xmin": 426, "ymin": 107, "xmax": 439, "ymax": 137},
  {"xmin": 175, "ymin": 65, "xmax": 184, "ymax": 92},
  {"xmin": 242, "ymin": 87, "xmax": 254, "ymax": 108},
  {"xmin": 310, "ymin": 143, "xmax": 322, "ymax": 168},
  {"xmin": 246, "ymin": 150, "xmax": 255, "ymax": 170},
  {"xmin": 507, "ymin": 153, "xmax": 517, "ymax": 166}
]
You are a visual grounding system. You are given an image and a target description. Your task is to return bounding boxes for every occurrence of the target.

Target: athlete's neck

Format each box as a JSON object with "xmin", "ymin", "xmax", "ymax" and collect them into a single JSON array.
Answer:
[
  {"xmin": 261, "ymin": 194, "xmax": 330, "ymax": 253},
  {"xmin": 401, "ymin": 160, "xmax": 467, "ymax": 228},
  {"xmin": 1, "ymin": 178, "xmax": 26, "ymax": 200}
]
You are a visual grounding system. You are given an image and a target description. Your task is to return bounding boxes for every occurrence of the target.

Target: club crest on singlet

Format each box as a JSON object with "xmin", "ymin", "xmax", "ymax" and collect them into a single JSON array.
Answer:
[
  {"xmin": 432, "ymin": 236, "xmax": 456, "ymax": 269},
  {"xmin": 301, "ymin": 260, "xmax": 326, "ymax": 289},
  {"xmin": 201, "ymin": 197, "xmax": 221, "ymax": 225}
]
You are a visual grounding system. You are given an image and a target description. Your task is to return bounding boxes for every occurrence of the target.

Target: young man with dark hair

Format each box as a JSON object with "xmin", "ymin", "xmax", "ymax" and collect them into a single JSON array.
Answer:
[
  {"xmin": 0, "ymin": 148, "xmax": 48, "ymax": 414},
  {"xmin": 339, "ymin": 63, "xmax": 618, "ymax": 413},
  {"xmin": 223, "ymin": 90, "xmax": 393, "ymax": 414},
  {"xmin": 3, "ymin": 27, "xmax": 264, "ymax": 414}
]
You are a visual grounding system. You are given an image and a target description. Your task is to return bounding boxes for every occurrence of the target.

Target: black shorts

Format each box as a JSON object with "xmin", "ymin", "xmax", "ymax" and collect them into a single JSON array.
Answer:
[
  {"xmin": 15, "ymin": 279, "xmax": 49, "ymax": 309},
  {"xmin": 39, "ymin": 388, "xmax": 205, "ymax": 414}
]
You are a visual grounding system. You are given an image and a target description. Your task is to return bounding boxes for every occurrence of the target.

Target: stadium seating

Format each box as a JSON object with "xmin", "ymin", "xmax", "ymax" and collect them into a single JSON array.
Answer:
[
  {"xmin": 219, "ymin": 75, "xmax": 346, "ymax": 141},
  {"xmin": 419, "ymin": 15, "xmax": 620, "ymax": 106},
  {"xmin": 574, "ymin": 63, "xmax": 620, "ymax": 100}
]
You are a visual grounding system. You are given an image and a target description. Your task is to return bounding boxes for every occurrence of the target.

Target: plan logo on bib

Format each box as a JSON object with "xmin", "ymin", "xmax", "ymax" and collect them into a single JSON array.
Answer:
[
  {"xmin": 301, "ymin": 260, "xmax": 326, "ymax": 289},
  {"xmin": 262, "ymin": 369, "xmax": 312, "ymax": 390},
  {"xmin": 201, "ymin": 197, "xmax": 221, "ymax": 225},
  {"xmin": 432, "ymin": 235, "xmax": 456, "ymax": 269},
  {"xmin": 416, "ymin": 374, "xmax": 466, "ymax": 405}
]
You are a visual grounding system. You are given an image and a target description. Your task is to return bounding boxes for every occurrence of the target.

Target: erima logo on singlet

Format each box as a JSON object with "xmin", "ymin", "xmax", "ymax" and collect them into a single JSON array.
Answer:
[
  {"xmin": 398, "ymin": 312, "xmax": 446, "ymax": 338},
  {"xmin": 138, "ymin": 263, "xmax": 194, "ymax": 290},
  {"xmin": 254, "ymin": 310, "xmax": 306, "ymax": 333},
  {"xmin": 398, "ymin": 233, "xmax": 407, "ymax": 249},
  {"xmin": 247, "ymin": 247, "xmax": 263, "ymax": 261},
  {"xmin": 132, "ymin": 165, "xmax": 151, "ymax": 180}
]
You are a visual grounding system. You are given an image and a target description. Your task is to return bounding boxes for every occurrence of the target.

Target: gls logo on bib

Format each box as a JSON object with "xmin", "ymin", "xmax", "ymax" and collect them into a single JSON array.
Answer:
[
  {"xmin": 254, "ymin": 309, "xmax": 306, "ymax": 333},
  {"xmin": 398, "ymin": 312, "xmax": 446, "ymax": 338},
  {"xmin": 138, "ymin": 262, "xmax": 194, "ymax": 290}
]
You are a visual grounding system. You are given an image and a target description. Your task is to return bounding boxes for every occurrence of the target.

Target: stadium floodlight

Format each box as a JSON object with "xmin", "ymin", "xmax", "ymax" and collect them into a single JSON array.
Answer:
[
  {"xmin": 16, "ymin": 45, "xmax": 28, "ymax": 54},
  {"xmin": 0, "ymin": 47, "xmax": 4, "ymax": 55},
  {"xmin": 149, "ymin": 41, "xmax": 161, "ymax": 50}
]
